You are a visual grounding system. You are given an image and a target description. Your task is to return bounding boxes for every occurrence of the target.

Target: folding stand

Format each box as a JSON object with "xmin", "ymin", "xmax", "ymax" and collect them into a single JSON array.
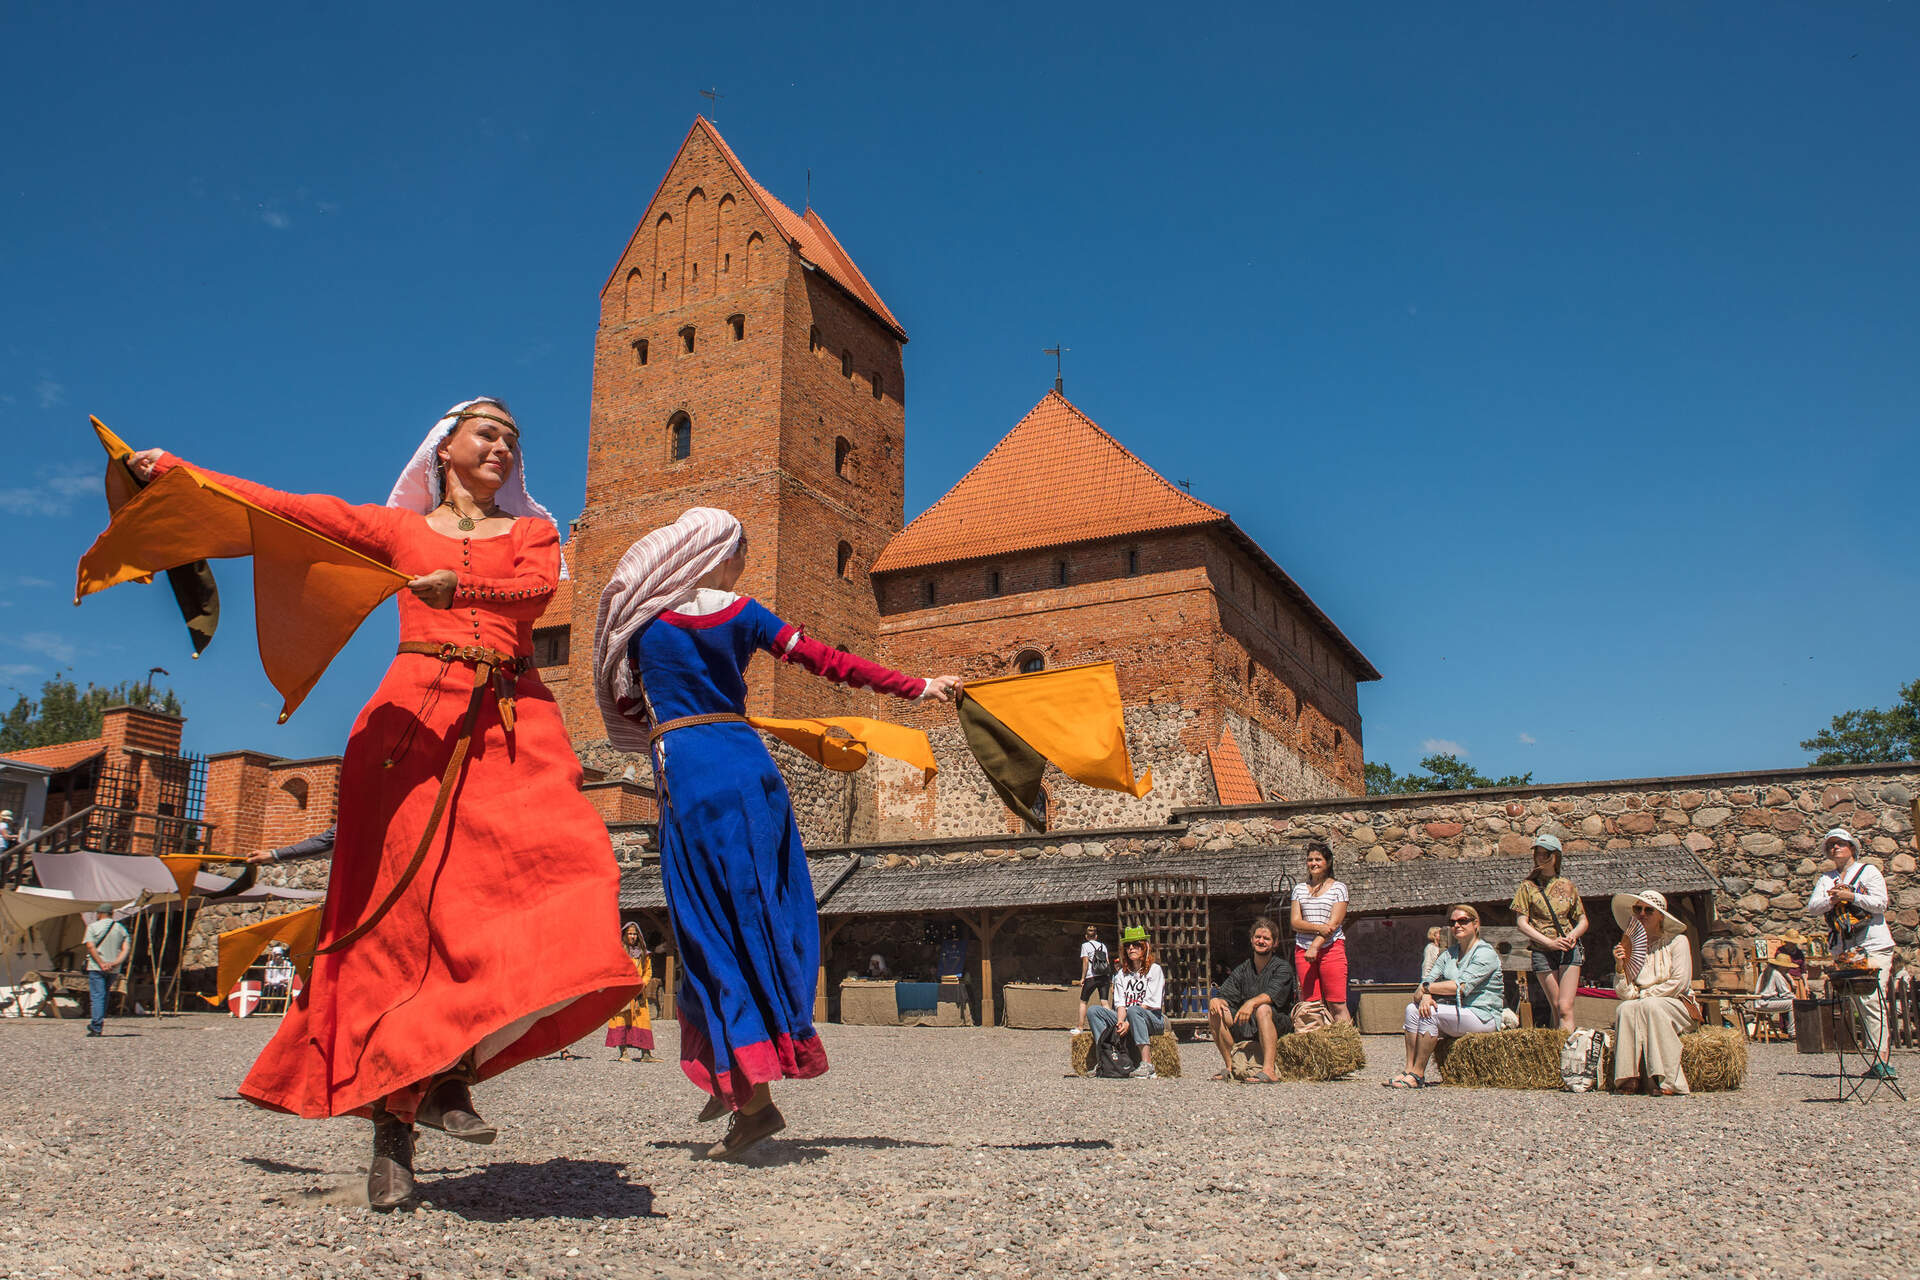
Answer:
[{"xmin": 1832, "ymin": 971, "xmax": 1908, "ymax": 1104}]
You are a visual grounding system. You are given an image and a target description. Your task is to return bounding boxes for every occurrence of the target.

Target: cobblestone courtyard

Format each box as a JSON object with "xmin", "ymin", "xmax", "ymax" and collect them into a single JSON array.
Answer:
[{"xmin": 1, "ymin": 1016, "xmax": 1913, "ymax": 1279}]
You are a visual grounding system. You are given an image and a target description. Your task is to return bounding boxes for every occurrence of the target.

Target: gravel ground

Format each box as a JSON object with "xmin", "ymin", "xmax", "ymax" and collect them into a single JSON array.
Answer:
[{"xmin": 1, "ymin": 1015, "xmax": 1914, "ymax": 1279}]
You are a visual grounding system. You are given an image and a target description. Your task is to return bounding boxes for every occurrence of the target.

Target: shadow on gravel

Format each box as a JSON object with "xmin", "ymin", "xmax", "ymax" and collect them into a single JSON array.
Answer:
[
  {"xmin": 420, "ymin": 1158, "xmax": 662, "ymax": 1222},
  {"xmin": 650, "ymin": 1135, "xmax": 1114, "ymax": 1165},
  {"xmin": 242, "ymin": 1156, "xmax": 329, "ymax": 1175}
]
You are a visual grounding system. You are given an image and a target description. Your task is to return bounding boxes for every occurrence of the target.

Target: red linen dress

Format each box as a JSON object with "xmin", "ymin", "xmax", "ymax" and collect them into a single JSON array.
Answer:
[{"xmin": 154, "ymin": 455, "xmax": 638, "ymax": 1120}]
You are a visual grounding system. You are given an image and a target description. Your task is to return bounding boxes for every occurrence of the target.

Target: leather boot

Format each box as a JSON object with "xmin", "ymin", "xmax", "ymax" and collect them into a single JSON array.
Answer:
[
  {"xmin": 705, "ymin": 1103, "xmax": 785, "ymax": 1162},
  {"xmin": 697, "ymin": 1093, "xmax": 728, "ymax": 1123},
  {"xmin": 416, "ymin": 1076, "xmax": 497, "ymax": 1145},
  {"xmin": 367, "ymin": 1112, "xmax": 416, "ymax": 1211}
]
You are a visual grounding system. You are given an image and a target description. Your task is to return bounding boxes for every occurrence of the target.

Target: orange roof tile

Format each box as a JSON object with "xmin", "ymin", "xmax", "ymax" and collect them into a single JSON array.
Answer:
[
  {"xmin": 1208, "ymin": 727, "xmax": 1265, "ymax": 806},
  {"xmin": 871, "ymin": 390, "xmax": 1224, "ymax": 573},
  {"xmin": 605, "ymin": 118, "xmax": 906, "ymax": 342},
  {"xmin": 0, "ymin": 737, "xmax": 106, "ymax": 772},
  {"xmin": 535, "ymin": 577, "xmax": 573, "ymax": 630}
]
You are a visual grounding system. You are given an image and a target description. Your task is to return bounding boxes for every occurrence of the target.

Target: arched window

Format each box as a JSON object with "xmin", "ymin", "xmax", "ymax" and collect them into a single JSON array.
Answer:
[
  {"xmin": 809, "ymin": 325, "xmax": 821, "ymax": 352},
  {"xmin": 280, "ymin": 777, "xmax": 309, "ymax": 811},
  {"xmin": 836, "ymin": 541, "xmax": 853, "ymax": 580},
  {"xmin": 669, "ymin": 412, "xmax": 692, "ymax": 461},
  {"xmin": 841, "ymin": 350, "xmax": 852, "ymax": 378},
  {"xmin": 871, "ymin": 372, "xmax": 884, "ymax": 401},
  {"xmin": 1031, "ymin": 785, "xmax": 1050, "ymax": 831},
  {"xmin": 1016, "ymin": 650, "xmax": 1045, "ymax": 674},
  {"xmin": 632, "ymin": 338, "xmax": 648, "ymax": 367},
  {"xmin": 987, "ymin": 569, "xmax": 1001, "ymax": 597},
  {"xmin": 679, "ymin": 325, "xmax": 696, "ymax": 354},
  {"xmin": 728, "ymin": 313, "xmax": 745, "ymax": 341},
  {"xmin": 834, "ymin": 436, "xmax": 853, "ymax": 477}
]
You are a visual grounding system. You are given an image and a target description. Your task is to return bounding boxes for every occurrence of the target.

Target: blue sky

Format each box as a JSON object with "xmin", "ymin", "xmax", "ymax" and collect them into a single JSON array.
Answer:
[{"xmin": 3, "ymin": 3, "xmax": 1915, "ymax": 784}]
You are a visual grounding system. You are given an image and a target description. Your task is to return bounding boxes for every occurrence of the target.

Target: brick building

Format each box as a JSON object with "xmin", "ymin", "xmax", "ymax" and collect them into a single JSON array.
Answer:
[{"xmin": 538, "ymin": 117, "xmax": 1378, "ymax": 839}]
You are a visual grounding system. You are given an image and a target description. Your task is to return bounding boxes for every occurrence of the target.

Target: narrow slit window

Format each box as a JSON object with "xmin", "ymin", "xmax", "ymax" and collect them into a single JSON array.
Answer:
[
  {"xmin": 836, "ymin": 541, "xmax": 853, "ymax": 580},
  {"xmin": 809, "ymin": 325, "xmax": 821, "ymax": 352},
  {"xmin": 723, "ymin": 252, "xmax": 731, "ymax": 273},
  {"xmin": 834, "ymin": 436, "xmax": 853, "ymax": 477},
  {"xmin": 669, "ymin": 412, "xmax": 692, "ymax": 461},
  {"xmin": 871, "ymin": 372, "xmax": 884, "ymax": 401},
  {"xmin": 680, "ymin": 325, "xmax": 695, "ymax": 354},
  {"xmin": 988, "ymin": 570, "xmax": 1001, "ymax": 596},
  {"xmin": 632, "ymin": 338, "xmax": 649, "ymax": 367},
  {"xmin": 841, "ymin": 350, "xmax": 852, "ymax": 378},
  {"xmin": 1055, "ymin": 560, "xmax": 1068, "ymax": 586},
  {"xmin": 728, "ymin": 314, "xmax": 744, "ymax": 341},
  {"xmin": 923, "ymin": 580, "xmax": 937, "ymax": 606},
  {"xmin": 1126, "ymin": 547, "xmax": 1139, "ymax": 576}
]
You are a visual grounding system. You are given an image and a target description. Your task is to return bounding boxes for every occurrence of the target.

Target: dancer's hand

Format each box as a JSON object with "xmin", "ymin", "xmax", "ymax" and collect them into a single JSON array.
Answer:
[
  {"xmin": 127, "ymin": 448, "xmax": 164, "ymax": 482},
  {"xmin": 921, "ymin": 674, "xmax": 963, "ymax": 703},
  {"xmin": 407, "ymin": 569, "xmax": 457, "ymax": 609},
  {"xmin": 245, "ymin": 850, "xmax": 276, "ymax": 865}
]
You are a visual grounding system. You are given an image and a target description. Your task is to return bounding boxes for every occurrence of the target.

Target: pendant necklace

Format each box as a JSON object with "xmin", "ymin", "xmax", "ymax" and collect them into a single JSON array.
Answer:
[{"xmin": 441, "ymin": 499, "xmax": 494, "ymax": 532}]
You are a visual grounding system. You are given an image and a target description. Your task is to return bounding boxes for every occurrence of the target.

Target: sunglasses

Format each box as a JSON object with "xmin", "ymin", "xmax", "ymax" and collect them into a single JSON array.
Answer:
[
  {"xmin": 1448, "ymin": 918, "xmax": 1474, "ymax": 926},
  {"xmin": 1632, "ymin": 905, "xmax": 1659, "ymax": 915}
]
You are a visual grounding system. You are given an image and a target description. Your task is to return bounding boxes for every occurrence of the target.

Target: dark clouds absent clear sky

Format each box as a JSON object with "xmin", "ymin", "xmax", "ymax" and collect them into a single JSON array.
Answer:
[{"xmin": 2, "ymin": 3, "xmax": 1915, "ymax": 783}]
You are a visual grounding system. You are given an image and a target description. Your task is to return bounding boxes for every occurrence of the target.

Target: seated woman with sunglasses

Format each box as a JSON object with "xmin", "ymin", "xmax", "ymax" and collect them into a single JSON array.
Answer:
[
  {"xmin": 1388, "ymin": 905, "xmax": 1505, "ymax": 1088},
  {"xmin": 1610, "ymin": 890, "xmax": 1696, "ymax": 1095}
]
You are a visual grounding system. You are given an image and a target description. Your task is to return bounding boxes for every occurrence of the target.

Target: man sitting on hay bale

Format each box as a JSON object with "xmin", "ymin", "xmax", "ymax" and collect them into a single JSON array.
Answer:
[
  {"xmin": 1206, "ymin": 917, "xmax": 1296, "ymax": 1083},
  {"xmin": 1388, "ymin": 904, "xmax": 1504, "ymax": 1089}
]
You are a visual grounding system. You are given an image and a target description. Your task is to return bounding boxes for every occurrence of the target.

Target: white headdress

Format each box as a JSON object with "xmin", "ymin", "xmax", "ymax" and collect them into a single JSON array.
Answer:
[
  {"xmin": 387, "ymin": 398, "xmax": 569, "ymax": 577},
  {"xmin": 592, "ymin": 508, "xmax": 745, "ymax": 754}
]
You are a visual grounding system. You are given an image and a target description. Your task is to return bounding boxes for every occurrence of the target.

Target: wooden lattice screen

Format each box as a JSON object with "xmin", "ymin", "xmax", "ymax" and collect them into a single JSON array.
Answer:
[{"xmin": 1116, "ymin": 874, "xmax": 1210, "ymax": 1022}]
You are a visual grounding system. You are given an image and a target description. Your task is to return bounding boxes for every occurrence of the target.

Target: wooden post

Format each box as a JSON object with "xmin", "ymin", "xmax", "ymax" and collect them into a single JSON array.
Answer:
[
  {"xmin": 817, "ymin": 917, "xmax": 849, "ymax": 1023},
  {"xmin": 960, "ymin": 910, "xmax": 1011, "ymax": 1028}
]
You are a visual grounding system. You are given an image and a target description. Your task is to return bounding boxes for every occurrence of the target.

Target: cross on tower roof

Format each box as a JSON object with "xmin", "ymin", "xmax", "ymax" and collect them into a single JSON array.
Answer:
[{"xmin": 699, "ymin": 86, "xmax": 724, "ymax": 120}]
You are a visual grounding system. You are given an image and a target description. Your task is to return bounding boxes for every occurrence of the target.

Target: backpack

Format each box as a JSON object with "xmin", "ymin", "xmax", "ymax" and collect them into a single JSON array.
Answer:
[
  {"xmin": 1093, "ymin": 1032, "xmax": 1137, "ymax": 1078},
  {"xmin": 1086, "ymin": 942, "xmax": 1112, "ymax": 983},
  {"xmin": 1560, "ymin": 1028, "xmax": 1610, "ymax": 1092}
]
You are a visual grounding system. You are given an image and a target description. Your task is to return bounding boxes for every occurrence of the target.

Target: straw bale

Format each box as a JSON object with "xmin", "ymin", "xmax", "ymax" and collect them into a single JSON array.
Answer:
[
  {"xmin": 1147, "ymin": 1032, "xmax": 1183, "ymax": 1078},
  {"xmin": 1603, "ymin": 1025, "xmax": 1747, "ymax": 1093},
  {"xmin": 1434, "ymin": 1028, "xmax": 1569, "ymax": 1089},
  {"xmin": 1070, "ymin": 1032, "xmax": 1094, "ymax": 1077},
  {"xmin": 1273, "ymin": 1024, "xmax": 1366, "ymax": 1081}
]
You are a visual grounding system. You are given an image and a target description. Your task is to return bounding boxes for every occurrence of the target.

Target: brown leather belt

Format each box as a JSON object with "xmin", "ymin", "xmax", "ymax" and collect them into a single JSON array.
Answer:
[
  {"xmin": 312, "ymin": 641, "xmax": 531, "ymax": 957},
  {"xmin": 647, "ymin": 711, "xmax": 751, "ymax": 748}
]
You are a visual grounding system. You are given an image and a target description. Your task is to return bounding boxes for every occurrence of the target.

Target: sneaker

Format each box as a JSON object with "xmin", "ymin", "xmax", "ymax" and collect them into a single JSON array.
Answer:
[{"xmin": 1130, "ymin": 1062, "xmax": 1156, "ymax": 1079}]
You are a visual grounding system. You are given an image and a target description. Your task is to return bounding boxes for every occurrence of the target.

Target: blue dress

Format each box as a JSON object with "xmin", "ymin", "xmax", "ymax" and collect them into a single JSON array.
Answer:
[{"xmin": 630, "ymin": 594, "xmax": 873, "ymax": 1106}]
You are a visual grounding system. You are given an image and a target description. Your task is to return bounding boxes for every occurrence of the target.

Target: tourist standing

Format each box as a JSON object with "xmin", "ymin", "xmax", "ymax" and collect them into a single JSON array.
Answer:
[
  {"xmin": 1611, "ymin": 890, "xmax": 1696, "ymax": 1094},
  {"xmin": 0, "ymin": 809, "xmax": 15, "ymax": 849},
  {"xmin": 1290, "ymin": 841, "xmax": 1352, "ymax": 1024},
  {"xmin": 1087, "ymin": 926, "xmax": 1166, "ymax": 1078},
  {"xmin": 1206, "ymin": 917, "xmax": 1296, "ymax": 1083},
  {"xmin": 1075, "ymin": 925, "xmax": 1110, "ymax": 1036},
  {"xmin": 592, "ymin": 507, "xmax": 961, "ymax": 1160},
  {"xmin": 1511, "ymin": 833, "xmax": 1588, "ymax": 1030},
  {"xmin": 1391, "ymin": 905, "xmax": 1503, "ymax": 1088},
  {"xmin": 82, "ymin": 904, "xmax": 130, "ymax": 1037},
  {"xmin": 1805, "ymin": 827, "xmax": 1896, "ymax": 1080},
  {"xmin": 607, "ymin": 923, "xmax": 658, "ymax": 1063},
  {"xmin": 129, "ymin": 400, "xmax": 641, "ymax": 1210}
]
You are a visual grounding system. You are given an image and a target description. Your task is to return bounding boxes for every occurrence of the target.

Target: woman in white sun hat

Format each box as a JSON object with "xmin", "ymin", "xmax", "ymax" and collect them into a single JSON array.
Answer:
[{"xmin": 1610, "ymin": 890, "xmax": 1695, "ymax": 1095}]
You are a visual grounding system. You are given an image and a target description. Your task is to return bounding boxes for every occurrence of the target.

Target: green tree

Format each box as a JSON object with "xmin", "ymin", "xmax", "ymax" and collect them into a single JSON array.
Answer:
[
  {"xmin": 0, "ymin": 675, "xmax": 184, "ymax": 752},
  {"xmin": 1801, "ymin": 679, "xmax": 1920, "ymax": 765},
  {"xmin": 1365, "ymin": 753, "xmax": 1533, "ymax": 796}
]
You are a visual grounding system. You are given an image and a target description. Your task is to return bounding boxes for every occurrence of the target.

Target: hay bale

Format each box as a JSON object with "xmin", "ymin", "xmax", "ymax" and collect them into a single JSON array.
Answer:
[
  {"xmin": 1273, "ymin": 1024, "xmax": 1367, "ymax": 1081},
  {"xmin": 1070, "ymin": 1031, "xmax": 1094, "ymax": 1077},
  {"xmin": 1681, "ymin": 1025, "xmax": 1747, "ymax": 1092},
  {"xmin": 1147, "ymin": 1031, "xmax": 1182, "ymax": 1078},
  {"xmin": 1434, "ymin": 1028, "xmax": 1569, "ymax": 1089}
]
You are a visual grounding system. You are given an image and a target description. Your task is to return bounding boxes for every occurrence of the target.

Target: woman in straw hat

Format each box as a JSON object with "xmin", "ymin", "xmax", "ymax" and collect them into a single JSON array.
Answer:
[
  {"xmin": 1610, "ymin": 890, "xmax": 1696, "ymax": 1095},
  {"xmin": 592, "ymin": 508, "xmax": 961, "ymax": 1159},
  {"xmin": 129, "ymin": 399, "xmax": 639, "ymax": 1208}
]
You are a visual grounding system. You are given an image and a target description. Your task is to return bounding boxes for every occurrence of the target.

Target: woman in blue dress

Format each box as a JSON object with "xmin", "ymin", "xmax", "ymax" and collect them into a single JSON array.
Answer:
[{"xmin": 592, "ymin": 508, "xmax": 960, "ymax": 1160}]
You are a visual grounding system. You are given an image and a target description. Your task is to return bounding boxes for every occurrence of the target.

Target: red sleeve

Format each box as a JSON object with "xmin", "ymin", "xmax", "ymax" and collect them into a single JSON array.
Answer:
[
  {"xmin": 153, "ymin": 452, "xmax": 400, "ymax": 566},
  {"xmin": 450, "ymin": 518, "xmax": 559, "ymax": 620},
  {"xmin": 772, "ymin": 624, "xmax": 927, "ymax": 700}
]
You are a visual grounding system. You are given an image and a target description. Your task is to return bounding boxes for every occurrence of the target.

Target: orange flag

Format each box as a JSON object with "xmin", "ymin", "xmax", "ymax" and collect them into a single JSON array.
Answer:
[
  {"xmin": 749, "ymin": 716, "xmax": 937, "ymax": 783},
  {"xmin": 959, "ymin": 661, "xmax": 1152, "ymax": 830},
  {"xmin": 205, "ymin": 905, "xmax": 323, "ymax": 1005},
  {"xmin": 75, "ymin": 419, "xmax": 409, "ymax": 721},
  {"xmin": 156, "ymin": 856, "xmax": 203, "ymax": 901}
]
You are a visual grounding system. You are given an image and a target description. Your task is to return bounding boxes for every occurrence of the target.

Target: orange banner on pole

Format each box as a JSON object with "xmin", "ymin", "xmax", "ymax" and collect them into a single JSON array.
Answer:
[{"xmin": 205, "ymin": 905, "xmax": 323, "ymax": 1006}]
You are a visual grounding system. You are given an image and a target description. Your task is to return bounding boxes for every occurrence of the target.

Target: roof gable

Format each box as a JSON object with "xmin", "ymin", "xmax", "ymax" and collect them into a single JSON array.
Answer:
[
  {"xmin": 0, "ymin": 738, "xmax": 106, "ymax": 772},
  {"xmin": 1208, "ymin": 727, "xmax": 1264, "ymax": 805},
  {"xmin": 602, "ymin": 117, "xmax": 906, "ymax": 341},
  {"xmin": 870, "ymin": 390, "xmax": 1224, "ymax": 573}
]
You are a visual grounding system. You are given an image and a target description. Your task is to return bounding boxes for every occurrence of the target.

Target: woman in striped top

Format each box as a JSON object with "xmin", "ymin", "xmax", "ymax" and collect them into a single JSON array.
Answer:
[{"xmin": 1289, "ymin": 841, "xmax": 1353, "ymax": 1025}]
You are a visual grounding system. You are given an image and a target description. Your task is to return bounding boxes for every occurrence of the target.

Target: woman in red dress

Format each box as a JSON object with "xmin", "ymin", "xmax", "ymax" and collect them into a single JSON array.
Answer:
[{"xmin": 129, "ymin": 399, "xmax": 637, "ymax": 1209}]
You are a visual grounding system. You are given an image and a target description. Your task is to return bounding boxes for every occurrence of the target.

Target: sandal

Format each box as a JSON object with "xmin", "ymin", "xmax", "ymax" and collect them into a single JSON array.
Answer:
[
  {"xmin": 1247, "ymin": 1069, "xmax": 1280, "ymax": 1084},
  {"xmin": 1385, "ymin": 1073, "xmax": 1424, "ymax": 1089},
  {"xmin": 1210, "ymin": 1069, "xmax": 1234, "ymax": 1082}
]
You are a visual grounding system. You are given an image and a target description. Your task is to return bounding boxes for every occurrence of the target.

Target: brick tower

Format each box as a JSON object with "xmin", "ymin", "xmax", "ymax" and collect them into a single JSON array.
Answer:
[{"xmin": 544, "ymin": 118, "xmax": 909, "ymax": 750}]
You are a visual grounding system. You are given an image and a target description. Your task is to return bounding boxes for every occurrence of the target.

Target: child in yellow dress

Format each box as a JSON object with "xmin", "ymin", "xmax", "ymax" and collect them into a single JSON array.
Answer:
[{"xmin": 607, "ymin": 923, "xmax": 658, "ymax": 1063}]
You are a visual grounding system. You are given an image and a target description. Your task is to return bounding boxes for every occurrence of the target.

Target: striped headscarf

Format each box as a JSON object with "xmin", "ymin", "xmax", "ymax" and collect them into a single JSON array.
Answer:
[{"xmin": 592, "ymin": 508, "xmax": 745, "ymax": 753}]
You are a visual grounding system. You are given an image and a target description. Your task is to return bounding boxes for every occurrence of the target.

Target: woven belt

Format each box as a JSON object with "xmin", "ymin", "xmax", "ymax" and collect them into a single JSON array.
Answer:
[
  {"xmin": 312, "ymin": 641, "xmax": 530, "ymax": 957},
  {"xmin": 647, "ymin": 712, "xmax": 751, "ymax": 748}
]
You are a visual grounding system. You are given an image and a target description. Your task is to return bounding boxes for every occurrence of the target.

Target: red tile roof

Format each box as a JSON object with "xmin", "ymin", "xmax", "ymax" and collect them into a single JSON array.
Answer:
[
  {"xmin": 0, "ymin": 737, "xmax": 106, "ymax": 772},
  {"xmin": 1208, "ymin": 727, "xmax": 1265, "ymax": 806},
  {"xmin": 605, "ymin": 117, "xmax": 906, "ymax": 342},
  {"xmin": 871, "ymin": 391, "xmax": 1225, "ymax": 573},
  {"xmin": 535, "ymin": 577, "xmax": 573, "ymax": 630}
]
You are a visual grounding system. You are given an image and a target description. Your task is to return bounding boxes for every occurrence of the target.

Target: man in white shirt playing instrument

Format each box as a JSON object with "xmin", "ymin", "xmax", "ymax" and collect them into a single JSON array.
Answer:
[{"xmin": 1805, "ymin": 827, "xmax": 1896, "ymax": 1080}]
